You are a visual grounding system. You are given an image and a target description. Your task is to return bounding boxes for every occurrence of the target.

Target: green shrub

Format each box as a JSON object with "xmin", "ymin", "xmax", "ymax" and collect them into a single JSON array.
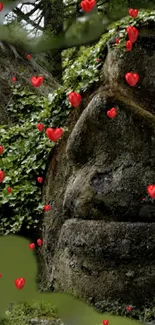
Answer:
[{"xmin": 0, "ymin": 301, "xmax": 59, "ymax": 325}]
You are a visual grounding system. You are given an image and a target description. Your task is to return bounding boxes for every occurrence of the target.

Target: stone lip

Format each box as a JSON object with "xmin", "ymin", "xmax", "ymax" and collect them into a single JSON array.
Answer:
[
  {"xmin": 50, "ymin": 220, "xmax": 155, "ymax": 306},
  {"xmin": 58, "ymin": 219, "xmax": 155, "ymax": 262}
]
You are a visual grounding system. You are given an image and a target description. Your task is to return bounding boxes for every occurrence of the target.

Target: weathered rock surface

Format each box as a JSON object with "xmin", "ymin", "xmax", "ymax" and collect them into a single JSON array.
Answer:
[{"xmin": 40, "ymin": 20, "xmax": 155, "ymax": 307}]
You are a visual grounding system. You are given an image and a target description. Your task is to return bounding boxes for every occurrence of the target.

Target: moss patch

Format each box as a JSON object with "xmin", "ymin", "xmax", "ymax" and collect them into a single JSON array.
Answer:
[
  {"xmin": 94, "ymin": 298, "xmax": 155, "ymax": 324},
  {"xmin": 0, "ymin": 301, "xmax": 62, "ymax": 325}
]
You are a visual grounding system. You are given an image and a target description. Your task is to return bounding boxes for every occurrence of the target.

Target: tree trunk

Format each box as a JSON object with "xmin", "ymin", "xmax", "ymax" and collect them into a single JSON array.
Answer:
[{"xmin": 43, "ymin": 0, "xmax": 63, "ymax": 83}]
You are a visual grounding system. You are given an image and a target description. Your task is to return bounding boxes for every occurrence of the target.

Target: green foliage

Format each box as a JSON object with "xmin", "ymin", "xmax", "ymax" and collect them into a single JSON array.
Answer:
[
  {"xmin": 0, "ymin": 84, "xmax": 70, "ymax": 234},
  {"xmin": 62, "ymin": 34, "xmax": 109, "ymax": 92},
  {"xmin": 0, "ymin": 301, "xmax": 60, "ymax": 325},
  {"xmin": 94, "ymin": 299, "xmax": 155, "ymax": 324}
]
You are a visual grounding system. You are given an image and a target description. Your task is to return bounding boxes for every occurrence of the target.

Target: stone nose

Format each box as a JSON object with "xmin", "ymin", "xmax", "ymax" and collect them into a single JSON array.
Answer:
[{"xmin": 63, "ymin": 169, "xmax": 95, "ymax": 219}]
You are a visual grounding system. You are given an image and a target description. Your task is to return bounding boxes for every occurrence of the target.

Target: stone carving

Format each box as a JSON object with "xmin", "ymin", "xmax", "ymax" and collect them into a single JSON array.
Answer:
[{"xmin": 40, "ymin": 20, "xmax": 155, "ymax": 307}]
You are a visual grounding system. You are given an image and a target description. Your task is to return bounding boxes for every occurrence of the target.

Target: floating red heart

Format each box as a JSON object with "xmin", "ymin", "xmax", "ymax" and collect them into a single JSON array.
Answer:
[
  {"xmin": 37, "ymin": 177, "xmax": 43, "ymax": 184},
  {"xmin": 126, "ymin": 40, "xmax": 132, "ymax": 51},
  {"xmin": 44, "ymin": 204, "xmax": 51, "ymax": 212},
  {"xmin": 126, "ymin": 26, "xmax": 139, "ymax": 43},
  {"xmin": 7, "ymin": 187, "xmax": 12, "ymax": 194},
  {"xmin": 102, "ymin": 320, "xmax": 109, "ymax": 325},
  {"xmin": 68, "ymin": 92, "xmax": 82, "ymax": 107},
  {"xmin": 0, "ymin": 170, "xmax": 5, "ymax": 183},
  {"xmin": 126, "ymin": 306, "xmax": 132, "ymax": 312},
  {"xmin": 147, "ymin": 184, "xmax": 155, "ymax": 198},
  {"xmin": 0, "ymin": 3, "xmax": 3, "ymax": 11},
  {"xmin": 0, "ymin": 146, "xmax": 4, "ymax": 155},
  {"xmin": 80, "ymin": 0, "xmax": 96, "ymax": 12},
  {"xmin": 37, "ymin": 123, "xmax": 44, "ymax": 132},
  {"xmin": 125, "ymin": 72, "xmax": 139, "ymax": 86},
  {"xmin": 29, "ymin": 243, "xmax": 35, "ymax": 250},
  {"xmin": 15, "ymin": 278, "xmax": 25, "ymax": 290},
  {"xmin": 129, "ymin": 8, "xmax": 139, "ymax": 18},
  {"xmin": 37, "ymin": 239, "xmax": 43, "ymax": 246},
  {"xmin": 115, "ymin": 38, "xmax": 119, "ymax": 44},
  {"xmin": 27, "ymin": 54, "xmax": 31, "ymax": 60},
  {"xmin": 0, "ymin": 273, "xmax": 2, "ymax": 277},
  {"xmin": 30, "ymin": 76, "xmax": 44, "ymax": 87},
  {"xmin": 46, "ymin": 128, "xmax": 64, "ymax": 142},
  {"xmin": 107, "ymin": 107, "xmax": 117, "ymax": 119},
  {"xmin": 12, "ymin": 77, "xmax": 16, "ymax": 82}
]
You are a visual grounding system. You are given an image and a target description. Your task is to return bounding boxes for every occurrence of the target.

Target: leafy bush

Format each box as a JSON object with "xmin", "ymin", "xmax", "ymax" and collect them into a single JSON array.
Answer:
[
  {"xmin": 0, "ymin": 301, "xmax": 60, "ymax": 325},
  {"xmin": 0, "ymin": 84, "xmax": 70, "ymax": 234}
]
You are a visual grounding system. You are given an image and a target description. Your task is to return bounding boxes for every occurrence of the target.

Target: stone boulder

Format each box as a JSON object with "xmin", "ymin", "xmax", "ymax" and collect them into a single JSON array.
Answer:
[{"xmin": 40, "ymin": 18, "xmax": 155, "ymax": 307}]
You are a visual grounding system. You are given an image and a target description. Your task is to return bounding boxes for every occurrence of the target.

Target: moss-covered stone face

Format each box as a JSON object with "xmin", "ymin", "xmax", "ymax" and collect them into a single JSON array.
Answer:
[{"xmin": 40, "ymin": 14, "xmax": 155, "ymax": 307}]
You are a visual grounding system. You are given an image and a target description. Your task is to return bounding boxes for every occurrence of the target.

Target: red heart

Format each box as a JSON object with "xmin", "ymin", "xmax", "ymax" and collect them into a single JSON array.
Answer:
[
  {"xmin": 0, "ymin": 3, "xmax": 3, "ymax": 11},
  {"xmin": 29, "ymin": 243, "xmax": 35, "ymax": 250},
  {"xmin": 107, "ymin": 107, "xmax": 117, "ymax": 119},
  {"xmin": 27, "ymin": 54, "xmax": 31, "ymax": 60},
  {"xmin": 126, "ymin": 40, "xmax": 132, "ymax": 51},
  {"xmin": 30, "ymin": 76, "xmax": 44, "ymax": 87},
  {"xmin": 0, "ymin": 170, "xmax": 5, "ymax": 183},
  {"xmin": 147, "ymin": 184, "xmax": 155, "ymax": 198},
  {"xmin": 37, "ymin": 123, "xmax": 44, "ymax": 132},
  {"xmin": 44, "ymin": 204, "xmax": 51, "ymax": 212},
  {"xmin": 0, "ymin": 273, "xmax": 2, "ymax": 278},
  {"xmin": 102, "ymin": 320, "xmax": 109, "ymax": 325},
  {"xmin": 68, "ymin": 92, "xmax": 82, "ymax": 107},
  {"xmin": 129, "ymin": 8, "xmax": 139, "ymax": 18},
  {"xmin": 125, "ymin": 72, "xmax": 139, "ymax": 86},
  {"xmin": 37, "ymin": 177, "xmax": 43, "ymax": 184},
  {"xmin": 46, "ymin": 128, "xmax": 63, "ymax": 142},
  {"xmin": 0, "ymin": 146, "xmax": 4, "ymax": 155},
  {"xmin": 80, "ymin": 0, "xmax": 96, "ymax": 12},
  {"xmin": 15, "ymin": 278, "xmax": 25, "ymax": 290},
  {"xmin": 7, "ymin": 187, "xmax": 12, "ymax": 194},
  {"xmin": 37, "ymin": 239, "xmax": 43, "ymax": 246},
  {"xmin": 115, "ymin": 38, "xmax": 120, "ymax": 44},
  {"xmin": 12, "ymin": 77, "xmax": 16, "ymax": 82},
  {"xmin": 126, "ymin": 26, "xmax": 139, "ymax": 43},
  {"xmin": 126, "ymin": 306, "xmax": 132, "ymax": 312}
]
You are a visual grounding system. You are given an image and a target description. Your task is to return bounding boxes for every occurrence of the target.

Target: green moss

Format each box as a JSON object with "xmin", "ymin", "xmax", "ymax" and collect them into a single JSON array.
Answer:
[{"xmin": 0, "ymin": 301, "xmax": 61, "ymax": 325}]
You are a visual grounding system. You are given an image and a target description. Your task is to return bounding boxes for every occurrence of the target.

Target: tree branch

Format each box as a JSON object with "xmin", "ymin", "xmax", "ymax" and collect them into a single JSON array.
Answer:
[{"xmin": 13, "ymin": 7, "xmax": 43, "ymax": 30}]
